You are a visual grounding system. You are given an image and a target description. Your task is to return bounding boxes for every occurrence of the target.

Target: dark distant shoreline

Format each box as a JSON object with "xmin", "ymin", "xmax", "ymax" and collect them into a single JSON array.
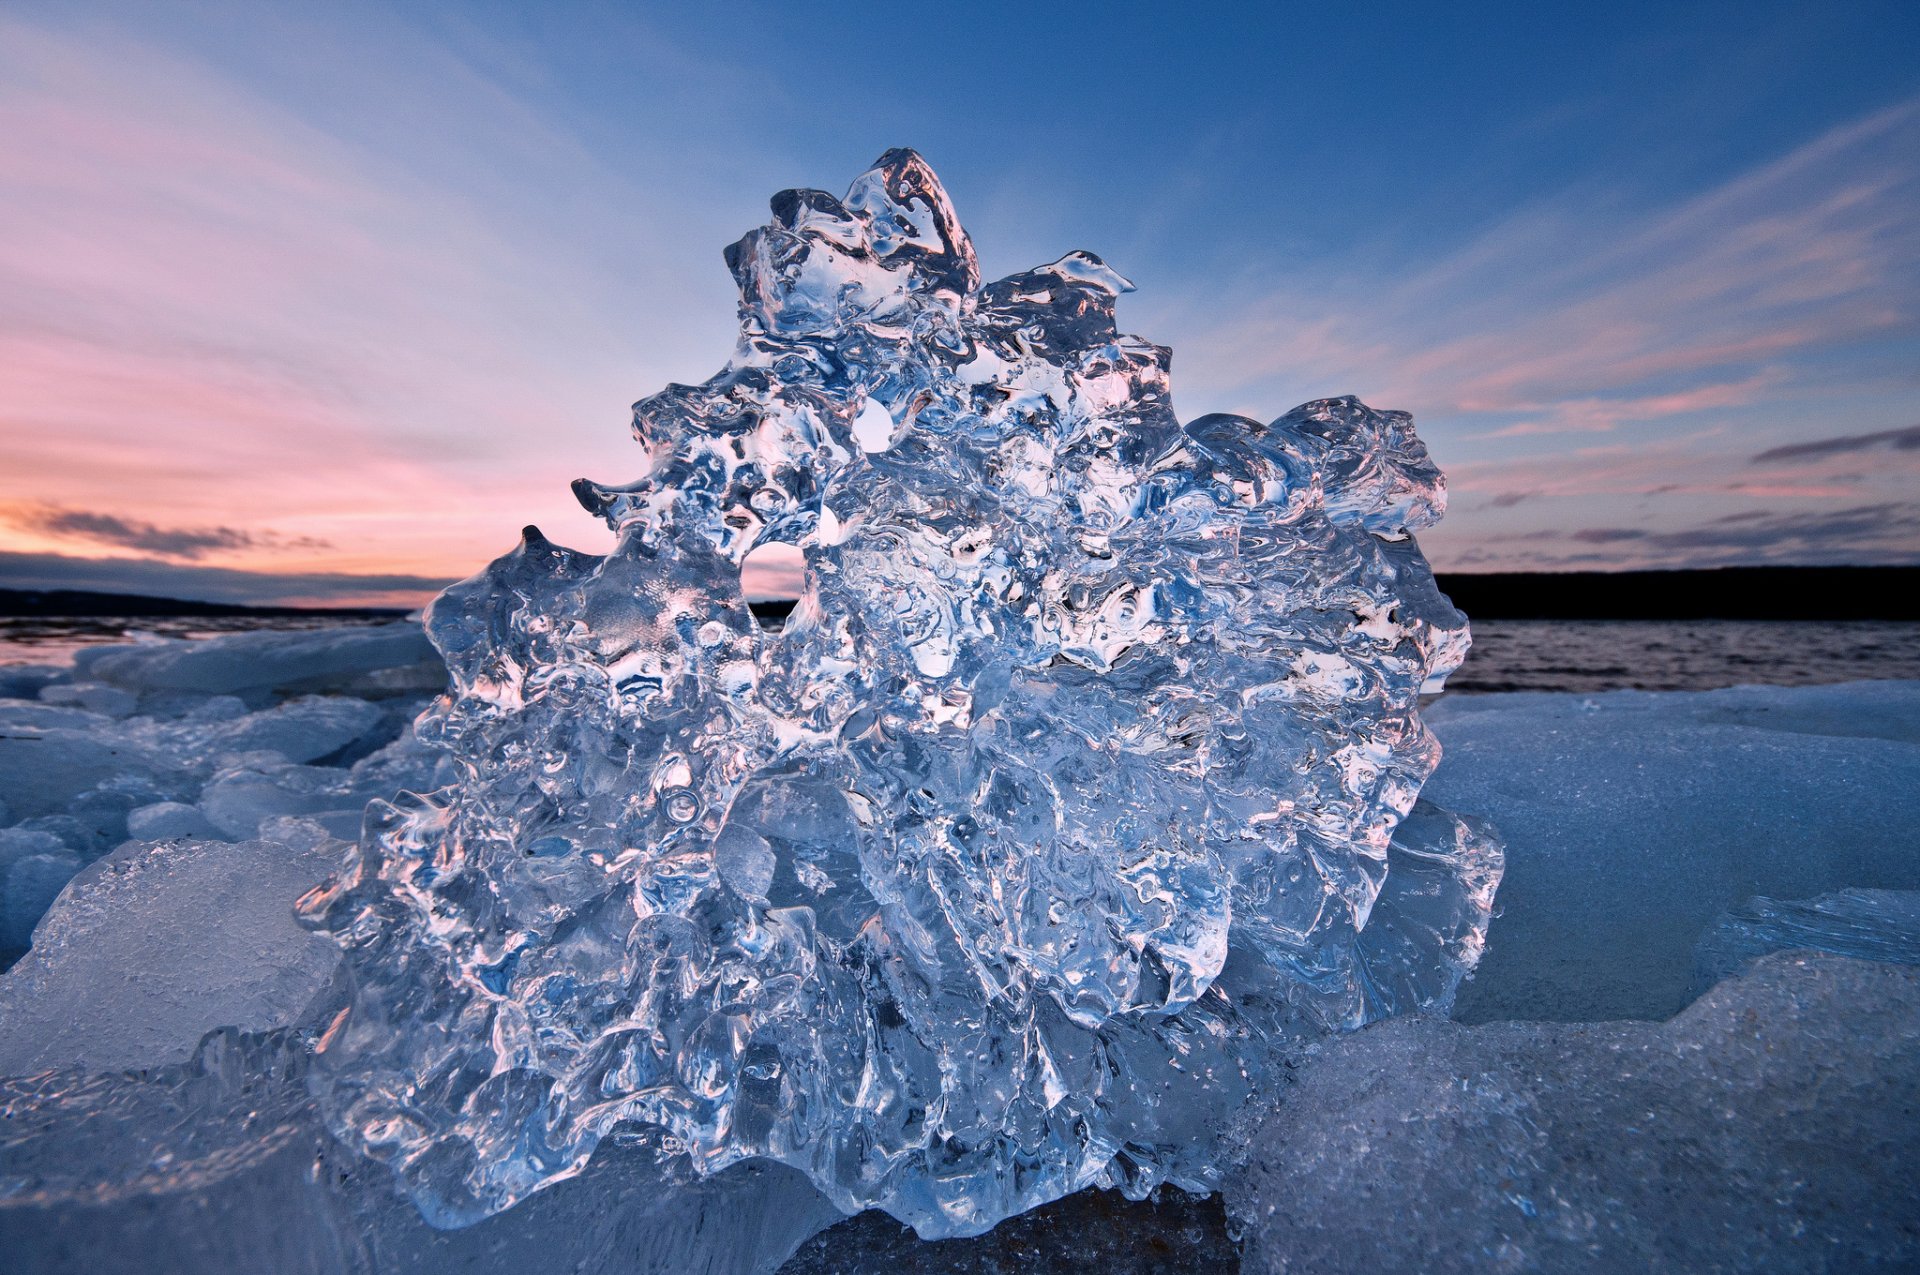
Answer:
[
  {"xmin": 0, "ymin": 588, "xmax": 409, "ymax": 620},
  {"xmin": 4, "ymin": 566, "xmax": 1916, "ymax": 625},
  {"xmin": 1436, "ymin": 566, "xmax": 1919, "ymax": 621}
]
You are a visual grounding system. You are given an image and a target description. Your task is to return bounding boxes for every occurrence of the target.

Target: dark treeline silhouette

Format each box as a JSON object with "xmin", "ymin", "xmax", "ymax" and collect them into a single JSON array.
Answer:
[
  {"xmin": 752, "ymin": 566, "xmax": 1919, "ymax": 626},
  {"xmin": 7, "ymin": 566, "xmax": 1916, "ymax": 626},
  {"xmin": 0, "ymin": 588, "xmax": 407, "ymax": 620},
  {"xmin": 1435, "ymin": 566, "xmax": 1919, "ymax": 620}
]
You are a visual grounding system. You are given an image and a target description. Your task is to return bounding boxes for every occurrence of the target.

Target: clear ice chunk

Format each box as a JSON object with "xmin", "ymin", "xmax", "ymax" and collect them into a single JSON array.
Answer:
[
  {"xmin": 1224, "ymin": 952, "xmax": 1920, "ymax": 1274},
  {"xmin": 298, "ymin": 150, "xmax": 1500, "ymax": 1237}
]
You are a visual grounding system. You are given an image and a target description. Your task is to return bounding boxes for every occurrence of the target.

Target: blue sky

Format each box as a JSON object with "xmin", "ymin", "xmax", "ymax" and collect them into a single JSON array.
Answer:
[{"xmin": 1, "ymin": 0, "xmax": 1917, "ymax": 603}]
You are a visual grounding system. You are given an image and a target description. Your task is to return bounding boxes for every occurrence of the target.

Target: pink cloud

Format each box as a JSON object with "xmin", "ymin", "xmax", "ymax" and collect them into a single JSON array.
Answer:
[{"xmin": 1468, "ymin": 371, "xmax": 1781, "ymax": 439}]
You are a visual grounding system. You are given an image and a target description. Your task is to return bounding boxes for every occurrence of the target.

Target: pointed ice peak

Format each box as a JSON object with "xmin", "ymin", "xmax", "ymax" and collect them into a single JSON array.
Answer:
[
  {"xmin": 1036, "ymin": 250, "xmax": 1135, "ymax": 295},
  {"xmin": 844, "ymin": 147, "xmax": 980, "ymax": 298}
]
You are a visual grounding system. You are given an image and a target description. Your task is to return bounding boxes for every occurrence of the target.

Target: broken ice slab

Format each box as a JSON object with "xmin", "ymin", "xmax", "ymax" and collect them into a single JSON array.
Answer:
[
  {"xmin": 0, "ymin": 699, "xmax": 113, "ymax": 731},
  {"xmin": 0, "ymin": 836, "xmax": 341, "ymax": 1075},
  {"xmin": 0, "ymin": 729, "xmax": 168, "ymax": 821},
  {"xmin": 37, "ymin": 683, "xmax": 137, "ymax": 718},
  {"xmin": 195, "ymin": 760, "xmax": 362, "ymax": 839},
  {"xmin": 124, "ymin": 800, "xmax": 220, "ymax": 841},
  {"xmin": 1225, "ymin": 951, "xmax": 1920, "ymax": 1275},
  {"xmin": 0, "ymin": 692, "xmax": 437, "ymax": 961},
  {"xmin": 81, "ymin": 621, "xmax": 441, "ymax": 701},
  {"xmin": 1695, "ymin": 887, "xmax": 1920, "ymax": 989},
  {"xmin": 0, "ymin": 665, "xmax": 64, "ymax": 701},
  {"xmin": 1425, "ymin": 680, "xmax": 1920, "ymax": 1022},
  {"xmin": 0, "ymin": 849, "xmax": 82, "ymax": 952},
  {"xmin": 187, "ymin": 695, "xmax": 388, "ymax": 765}
]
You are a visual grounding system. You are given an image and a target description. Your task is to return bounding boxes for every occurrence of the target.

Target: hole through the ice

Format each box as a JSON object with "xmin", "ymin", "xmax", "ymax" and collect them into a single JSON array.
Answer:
[
  {"xmin": 853, "ymin": 397, "xmax": 896, "ymax": 452},
  {"xmin": 743, "ymin": 541, "xmax": 804, "ymax": 617}
]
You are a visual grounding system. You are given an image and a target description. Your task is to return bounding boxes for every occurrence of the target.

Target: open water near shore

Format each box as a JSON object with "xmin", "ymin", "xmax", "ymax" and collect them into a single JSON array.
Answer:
[
  {"xmin": 2, "ymin": 615, "xmax": 1917, "ymax": 694},
  {"xmin": 1443, "ymin": 619, "xmax": 1920, "ymax": 693}
]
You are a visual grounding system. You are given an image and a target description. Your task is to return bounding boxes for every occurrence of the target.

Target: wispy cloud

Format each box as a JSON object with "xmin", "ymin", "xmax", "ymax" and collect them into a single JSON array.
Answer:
[
  {"xmin": 1175, "ymin": 96, "xmax": 1919, "ymax": 421},
  {"xmin": 1469, "ymin": 372, "xmax": 1782, "ymax": 440},
  {"xmin": 3, "ymin": 504, "xmax": 328, "ymax": 560},
  {"xmin": 1751, "ymin": 424, "xmax": 1920, "ymax": 464}
]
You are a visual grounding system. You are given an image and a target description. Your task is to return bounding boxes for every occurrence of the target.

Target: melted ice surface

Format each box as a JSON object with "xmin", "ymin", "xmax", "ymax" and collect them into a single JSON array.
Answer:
[{"xmin": 300, "ymin": 150, "xmax": 1502, "ymax": 1237}]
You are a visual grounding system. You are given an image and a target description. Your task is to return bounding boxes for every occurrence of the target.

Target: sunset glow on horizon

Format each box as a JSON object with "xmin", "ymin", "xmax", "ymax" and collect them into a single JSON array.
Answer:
[{"xmin": 3, "ymin": 2, "xmax": 1917, "ymax": 608}]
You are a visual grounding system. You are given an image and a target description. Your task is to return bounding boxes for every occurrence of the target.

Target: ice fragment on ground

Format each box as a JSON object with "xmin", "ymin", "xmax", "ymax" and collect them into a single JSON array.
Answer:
[
  {"xmin": 300, "ymin": 149, "xmax": 1498, "ymax": 1238},
  {"xmin": 0, "ymin": 826, "xmax": 67, "ymax": 869},
  {"xmin": 86, "ymin": 622, "xmax": 438, "ymax": 699},
  {"xmin": 125, "ymin": 800, "xmax": 221, "ymax": 841},
  {"xmin": 0, "ymin": 837, "xmax": 341, "ymax": 1074},
  {"xmin": 0, "ymin": 699, "xmax": 111, "ymax": 731},
  {"xmin": 0, "ymin": 729, "xmax": 168, "ymax": 820},
  {"xmin": 0, "ymin": 851, "xmax": 83, "ymax": 951},
  {"xmin": 1425, "ymin": 680, "xmax": 1920, "ymax": 1022},
  {"xmin": 37, "ymin": 682, "xmax": 137, "ymax": 718},
  {"xmin": 0, "ymin": 664, "xmax": 63, "ymax": 701},
  {"xmin": 1224, "ymin": 952, "xmax": 1920, "ymax": 1275},
  {"xmin": 342, "ymin": 724, "xmax": 450, "ymax": 796},
  {"xmin": 196, "ymin": 761, "xmax": 357, "ymax": 840},
  {"xmin": 197, "ymin": 695, "xmax": 386, "ymax": 764},
  {"xmin": 1696, "ymin": 887, "xmax": 1920, "ymax": 989}
]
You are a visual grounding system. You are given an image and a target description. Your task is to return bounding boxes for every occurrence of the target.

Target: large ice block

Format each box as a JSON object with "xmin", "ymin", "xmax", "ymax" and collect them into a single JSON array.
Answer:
[{"xmin": 298, "ymin": 150, "xmax": 1499, "ymax": 1237}]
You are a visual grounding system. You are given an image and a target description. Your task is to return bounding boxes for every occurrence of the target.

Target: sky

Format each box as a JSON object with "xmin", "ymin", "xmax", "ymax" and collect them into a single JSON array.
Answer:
[{"xmin": 1, "ymin": 0, "xmax": 1917, "ymax": 606}]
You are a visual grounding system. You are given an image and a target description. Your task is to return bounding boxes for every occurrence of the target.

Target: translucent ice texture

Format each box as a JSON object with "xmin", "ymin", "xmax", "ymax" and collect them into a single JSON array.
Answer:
[
  {"xmin": 1224, "ymin": 953, "xmax": 1920, "ymax": 1275},
  {"xmin": 0, "ymin": 1029, "xmax": 841, "ymax": 1275},
  {"xmin": 1696, "ymin": 888, "xmax": 1920, "ymax": 988},
  {"xmin": 299, "ymin": 150, "xmax": 1501, "ymax": 1237}
]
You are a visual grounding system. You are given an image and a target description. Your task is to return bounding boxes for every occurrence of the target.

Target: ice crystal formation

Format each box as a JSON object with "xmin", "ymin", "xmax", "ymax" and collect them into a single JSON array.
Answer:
[{"xmin": 299, "ymin": 150, "xmax": 1503, "ymax": 1237}]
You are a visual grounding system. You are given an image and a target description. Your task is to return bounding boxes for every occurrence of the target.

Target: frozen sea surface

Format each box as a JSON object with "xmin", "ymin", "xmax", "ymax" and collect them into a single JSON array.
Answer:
[
  {"xmin": 2, "ymin": 614, "xmax": 1915, "ymax": 1272},
  {"xmin": 1426, "ymin": 680, "xmax": 1920, "ymax": 1023}
]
